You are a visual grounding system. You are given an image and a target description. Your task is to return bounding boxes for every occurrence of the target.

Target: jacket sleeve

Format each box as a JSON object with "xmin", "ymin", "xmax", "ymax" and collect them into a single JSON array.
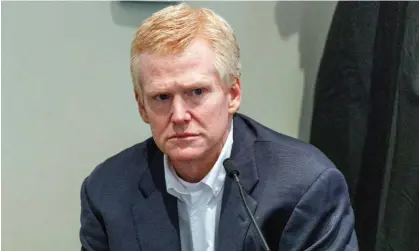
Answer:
[
  {"xmin": 278, "ymin": 167, "xmax": 359, "ymax": 251},
  {"xmin": 80, "ymin": 177, "xmax": 110, "ymax": 251}
]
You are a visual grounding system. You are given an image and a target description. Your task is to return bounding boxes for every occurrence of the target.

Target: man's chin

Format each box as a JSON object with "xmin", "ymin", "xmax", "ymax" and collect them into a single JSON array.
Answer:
[{"xmin": 166, "ymin": 149, "xmax": 204, "ymax": 162}]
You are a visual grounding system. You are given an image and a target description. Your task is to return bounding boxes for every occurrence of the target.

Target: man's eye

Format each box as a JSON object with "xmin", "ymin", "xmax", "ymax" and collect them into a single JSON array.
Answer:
[
  {"xmin": 192, "ymin": 88, "xmax": 204, "ymax": 95},
  {"xmin": 156, "ymin": 94, "xmax": 170, "ymax": 101}
]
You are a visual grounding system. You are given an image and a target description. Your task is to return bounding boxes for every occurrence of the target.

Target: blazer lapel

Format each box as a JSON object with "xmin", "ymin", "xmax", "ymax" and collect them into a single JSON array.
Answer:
[
  {"xmin": 131, "ymin": 141, "xmax": 181, "ymax": 251},
  {"xmin": 216, "ymin": 115, "xmax": 260, "ymax": 251}
]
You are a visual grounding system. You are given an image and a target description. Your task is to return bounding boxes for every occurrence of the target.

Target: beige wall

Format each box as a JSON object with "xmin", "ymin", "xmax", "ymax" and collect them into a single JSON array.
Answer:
[{"xmin": 2, "ymin": 1, "xmax": 337, "ymax": 250}]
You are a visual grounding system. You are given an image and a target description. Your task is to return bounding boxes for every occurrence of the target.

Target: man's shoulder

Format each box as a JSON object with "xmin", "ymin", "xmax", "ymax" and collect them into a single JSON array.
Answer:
[
  {"xmin": 239, "ymin": 114, "xmax": 343, "ymax": 203},
  {"xmin": 257, "ymin": 131, "xmax": 335, "ymax": 179},
  {"xmin": 82, "ymin": 137, "xmax": 155, "ymax": 191},
  {"xmin": 237, "ymin": 113, "xmax": 329, "ymax": 160},
  {"xmin": 237, "ymin": 113, "xmax": 337, "ymax": 180},
  {"xmin": 260, "ymin": 126, "xmax": 332, "ymax": 171}
]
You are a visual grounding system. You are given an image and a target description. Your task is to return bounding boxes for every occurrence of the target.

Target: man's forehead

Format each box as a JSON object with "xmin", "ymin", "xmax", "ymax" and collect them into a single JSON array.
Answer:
[
  {"xmin": 139, "ymin": 39, "xmax": 215, "ymax": 66},
  {"xmin": 138, "ymin": 51, "xmax": 216, "ymax": 82}
]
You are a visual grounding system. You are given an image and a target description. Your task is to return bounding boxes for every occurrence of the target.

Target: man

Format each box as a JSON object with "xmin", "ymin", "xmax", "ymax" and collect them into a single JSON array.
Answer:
[{"xmin": 79, "ymin": 3, "xmax": 359, "ymax": 251}]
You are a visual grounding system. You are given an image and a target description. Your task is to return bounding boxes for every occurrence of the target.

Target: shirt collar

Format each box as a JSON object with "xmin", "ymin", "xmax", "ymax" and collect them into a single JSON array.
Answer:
[{"xmin": 164, "ymin": 121, "xmax": 234, "ymax": 200}]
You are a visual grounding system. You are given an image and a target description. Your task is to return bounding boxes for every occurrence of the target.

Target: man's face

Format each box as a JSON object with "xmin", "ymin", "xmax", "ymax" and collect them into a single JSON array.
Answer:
[{"xmin": 135, "ymin": 39, "xmax": 241, "ymax": 163}]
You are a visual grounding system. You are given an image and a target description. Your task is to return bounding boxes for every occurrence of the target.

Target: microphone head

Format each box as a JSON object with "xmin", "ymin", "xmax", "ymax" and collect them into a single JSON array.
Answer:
[{"xmin": 223, "ymin": 158, "xmax": 240, "ymax": 178}]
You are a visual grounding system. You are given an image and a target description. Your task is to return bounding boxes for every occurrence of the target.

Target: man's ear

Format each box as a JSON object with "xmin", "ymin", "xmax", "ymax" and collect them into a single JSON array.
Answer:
[
  {"xmin": 228, "ymin": 78, "xmax": 242, "ymax": 114},
  {"xmin": 134, "ymin": 89, "xmax": 150, "ymax": 124}
]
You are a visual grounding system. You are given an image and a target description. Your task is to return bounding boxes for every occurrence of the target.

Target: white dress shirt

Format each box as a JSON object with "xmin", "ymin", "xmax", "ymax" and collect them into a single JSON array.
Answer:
[{"xmin": 163, "ymin": 122, "xmax": 234, "ymax": 251}]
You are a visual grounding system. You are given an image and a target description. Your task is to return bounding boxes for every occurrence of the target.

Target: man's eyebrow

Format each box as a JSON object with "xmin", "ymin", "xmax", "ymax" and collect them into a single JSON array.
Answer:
[
  {"xmin": 146, "ymin": 80, "xmax": 212, "ymax": 92},
  {"xmin": 184, "ymin": 80, "xmax": 212, "ymax": 87}
]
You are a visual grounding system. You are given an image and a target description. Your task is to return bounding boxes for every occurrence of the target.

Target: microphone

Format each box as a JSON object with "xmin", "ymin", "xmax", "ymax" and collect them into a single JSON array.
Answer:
[{"xmin": 223, "ymin": 158, "xmax": 271, "ymax": 251}]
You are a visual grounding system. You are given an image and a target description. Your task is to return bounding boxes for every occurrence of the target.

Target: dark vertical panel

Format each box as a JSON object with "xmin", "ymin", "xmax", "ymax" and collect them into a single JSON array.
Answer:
[
  {"xmin": 310, "ymin": 2, "xmax": 380, "ymax": 202},
  {"xmin": 376, "ymin": 3, "xmax": 419, "ymax": 251},
  {"xmin": 354, "ymin": 2, "xmax": 407, "ymax": 250},
  {"xmin": 310, "ymin": 1, "xmax": 419, "ymax": 251}
]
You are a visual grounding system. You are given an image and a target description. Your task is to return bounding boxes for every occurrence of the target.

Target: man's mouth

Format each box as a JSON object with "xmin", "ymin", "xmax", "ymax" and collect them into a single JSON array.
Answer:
[{"xmin": 169, "ymin": 133, "xmax": 199, "ymax": 139}]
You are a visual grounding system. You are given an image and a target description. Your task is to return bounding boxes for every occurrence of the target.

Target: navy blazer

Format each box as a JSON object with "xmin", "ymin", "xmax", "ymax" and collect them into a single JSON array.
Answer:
[{"xmin": 80, "ymin": 113, "xmax": 359, "ymax": 251}]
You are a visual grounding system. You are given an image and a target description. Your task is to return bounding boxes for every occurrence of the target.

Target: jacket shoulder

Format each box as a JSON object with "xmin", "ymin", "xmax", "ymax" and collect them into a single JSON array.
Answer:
[
  {"xmin": 240, "ymin": 114, "xmax": 344, "ymax": 204},
  {"xmin": 239, "ymin": 113, "xmax": 337, "ymax": 180},
  {"xmin": 82, "ymin": 138, "xmax": 155, "ymax": 195}
]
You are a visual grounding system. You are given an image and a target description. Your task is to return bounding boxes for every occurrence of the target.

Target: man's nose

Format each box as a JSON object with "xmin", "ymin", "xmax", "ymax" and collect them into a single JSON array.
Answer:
[{"xmin": 171, "ymin": 96, "xmax": 191, "ymax": 123}]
